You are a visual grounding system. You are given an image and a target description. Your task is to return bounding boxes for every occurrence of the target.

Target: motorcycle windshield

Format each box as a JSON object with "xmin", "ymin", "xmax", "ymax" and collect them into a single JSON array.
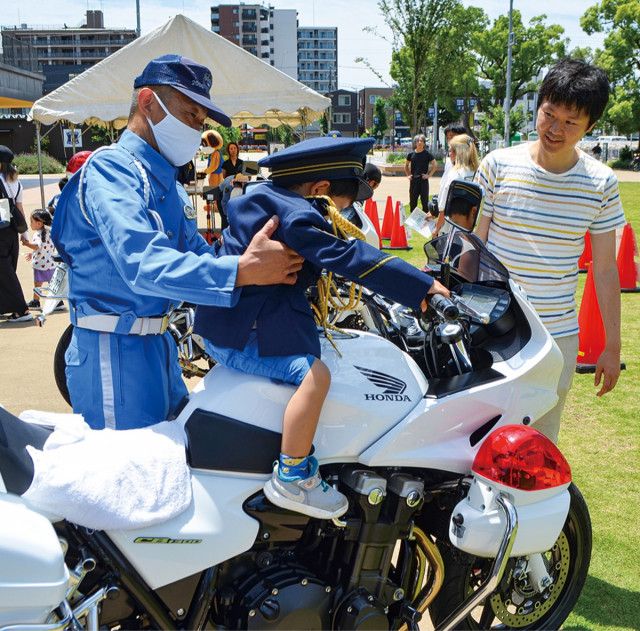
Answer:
[{"xmin": 425, "ymin": 230, "xmax": 510, "ymax": 284}]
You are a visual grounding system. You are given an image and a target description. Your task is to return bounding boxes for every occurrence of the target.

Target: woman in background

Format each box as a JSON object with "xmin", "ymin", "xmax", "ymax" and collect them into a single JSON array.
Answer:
[
  {"xmin": 0, "ymin": 146, "xmax": 32, "ymax": 322},
  {"xmin": 221, "ymin": 142, "xmax": 244, "ymax": 179},
  {"xmin": 434, "ymin": 134, "xmax": 479, "ymax": 236}
]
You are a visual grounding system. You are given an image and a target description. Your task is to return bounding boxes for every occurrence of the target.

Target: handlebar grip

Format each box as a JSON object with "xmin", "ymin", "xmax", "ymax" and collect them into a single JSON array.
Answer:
[{"xmin": 429, "ymin": 293, "xmax": 459, "ymax": 320}]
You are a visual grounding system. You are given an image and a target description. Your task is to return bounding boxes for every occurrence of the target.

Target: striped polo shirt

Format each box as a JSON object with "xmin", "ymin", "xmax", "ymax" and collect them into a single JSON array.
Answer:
[{"xmin": 475, "ymin": 143, "xmax": 625, "ymax": 338}]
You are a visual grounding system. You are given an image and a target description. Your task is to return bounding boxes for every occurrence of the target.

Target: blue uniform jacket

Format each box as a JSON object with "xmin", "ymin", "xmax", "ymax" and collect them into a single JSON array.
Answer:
[
  {"xmin": 51, "ymin": 130, "xmax": 241, "ymax": 328},
  {"xmin": 194, "ymin": 183, "xmax": 434, "ymax": 357}
]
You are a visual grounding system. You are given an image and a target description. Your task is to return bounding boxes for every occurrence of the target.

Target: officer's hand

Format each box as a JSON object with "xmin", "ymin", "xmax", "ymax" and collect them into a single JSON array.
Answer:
[
  {"xmin": 420, "ymin": 279, "xmax": 450, "ymax": 312},
  {"xmin": 236, "ymin": 216, "xmax": 304, "ymax": 287}
]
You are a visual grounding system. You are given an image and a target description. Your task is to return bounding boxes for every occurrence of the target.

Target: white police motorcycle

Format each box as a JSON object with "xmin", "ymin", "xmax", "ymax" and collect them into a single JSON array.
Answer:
[{"xmin": 0, "ymin": 211, "xmax": 591, "ymax": 630}]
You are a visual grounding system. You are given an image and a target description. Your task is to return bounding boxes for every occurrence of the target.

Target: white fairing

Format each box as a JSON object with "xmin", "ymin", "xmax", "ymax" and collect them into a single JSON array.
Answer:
[
  {"xmin": 107, "ymin": 472, "xmax": 262, "ymax": 590},
  {"xmin": 180, "ymin": 331, "xmax": 428, "ymax": 461},
  {"xmin": 0, "ymin": 494, "xmax": 69, "ymax": 625},
  {"xmin": 359, "ymin": 281, "xmax": 563, "ymax": 471},
  {"xmin": 449, "ymin": 476, "xmax": 571, "ymax": 557}
]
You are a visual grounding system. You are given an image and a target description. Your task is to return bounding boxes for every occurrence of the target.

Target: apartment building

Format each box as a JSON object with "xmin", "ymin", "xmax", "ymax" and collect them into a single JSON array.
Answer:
[
  {"xmin": 1, "ymin": 11, "xmax": 137, "ymax": 94},
  {"xmin": 326, "ymin": 89, "xmax": 357, "ymax": 136},
  {"xmin": 297, "ymin": 27, "xmax": 337, "ymax": 93},
  {"xmin": 211, "ymin": 4, "xmax": 338, "ymax": 90}
]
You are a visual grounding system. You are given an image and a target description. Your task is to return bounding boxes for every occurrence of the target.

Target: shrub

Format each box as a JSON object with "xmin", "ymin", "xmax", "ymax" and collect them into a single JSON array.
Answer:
[
  {"xmin": 13, "ymin": 153, "xmax": 65, "ymax": 174},
  {"xmin": 608, "ymin": 158, "xmax": 632, "ymax": 170},
  {"xmin": 386, "ymin": 152, "xmax": 408, "ymax": 164},
  {"xmin": 619, "ymin": 145, "xmax": 634, "ymax": 162}
]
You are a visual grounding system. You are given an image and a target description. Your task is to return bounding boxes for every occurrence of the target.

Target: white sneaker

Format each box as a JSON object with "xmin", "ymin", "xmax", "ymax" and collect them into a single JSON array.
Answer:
[
  {"xmin": 4, "ymin": 312, "xmax": 33, "ymax": 323},
  {"xmin": 54, "ymin": 301, "xmax": 66, "ymax": 311},
  {"xmin": 263, "ymin": 456, "xmax": 348, "ymax": 520}
]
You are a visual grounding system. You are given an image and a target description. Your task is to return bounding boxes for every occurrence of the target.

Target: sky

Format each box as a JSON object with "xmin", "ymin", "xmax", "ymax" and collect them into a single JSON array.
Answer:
[{"xmin": 2, "ymin": 1, "xmax": 605, "ymax": 90}]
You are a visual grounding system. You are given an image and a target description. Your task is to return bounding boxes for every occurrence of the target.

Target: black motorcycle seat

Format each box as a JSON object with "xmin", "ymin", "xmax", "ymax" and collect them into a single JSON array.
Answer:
[
  {"xmin": 185, "ymin": 408, "xmax": 284, "ymax": 474},
  {"xmin": 0, "ymin": 407, "xmax": 52, "ymax": 495}
]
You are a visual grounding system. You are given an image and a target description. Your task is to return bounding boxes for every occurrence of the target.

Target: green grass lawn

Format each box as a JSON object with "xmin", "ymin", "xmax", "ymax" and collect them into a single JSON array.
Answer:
[{"xmin": 392, "ymin": 182, "xmax": 640, "ymax": 630}]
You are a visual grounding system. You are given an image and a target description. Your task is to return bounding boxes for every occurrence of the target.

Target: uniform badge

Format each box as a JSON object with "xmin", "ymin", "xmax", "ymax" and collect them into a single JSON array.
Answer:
[{"xmin": 184, "ymin": 204, "xmax": 197, "ymax": 220}]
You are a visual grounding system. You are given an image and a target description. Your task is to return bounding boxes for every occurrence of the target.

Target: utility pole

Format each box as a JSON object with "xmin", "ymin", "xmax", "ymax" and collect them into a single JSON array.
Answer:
[
  {"xmin": 504, "ymin": 0, "xmax": 514, "ymax": 147},
  {"xmin": 136, "ymin": 0, "xmax": 141, "ymax": 37},
  {"xmin": 432, "ymin": 98, "xmax": 438, "ymax": 154}
]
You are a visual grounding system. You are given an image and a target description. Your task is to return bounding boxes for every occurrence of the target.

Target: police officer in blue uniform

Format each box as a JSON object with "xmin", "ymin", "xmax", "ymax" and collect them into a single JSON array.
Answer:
[
  {"xmin": 52, "ymin": 55, "xmax": 302, "ymax": 430},
  {"xmin": 193, "ymin": 137, "xmax": 449, "ymax": 518}
]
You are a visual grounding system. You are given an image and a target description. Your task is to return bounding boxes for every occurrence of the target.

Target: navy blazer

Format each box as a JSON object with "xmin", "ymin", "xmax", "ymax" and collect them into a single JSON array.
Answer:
[{"xmin": 194, "ymin": 183, "xmax": 434, "ymax": 357}]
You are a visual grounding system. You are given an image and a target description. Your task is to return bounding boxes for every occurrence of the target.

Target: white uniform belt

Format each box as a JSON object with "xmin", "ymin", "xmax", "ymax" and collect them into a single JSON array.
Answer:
[{"xmin": 75, "ymin": 314, "xmax": 170, "ymax": 335}]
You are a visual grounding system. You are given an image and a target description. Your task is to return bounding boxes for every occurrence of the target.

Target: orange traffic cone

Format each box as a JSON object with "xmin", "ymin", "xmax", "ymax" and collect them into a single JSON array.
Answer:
[
  {"xmin": 383, "ymin": 201, "xmax": 411, "ymax": 250},
  {"xmin": 576, "ymin": 264, "xmax": 604, "ymax": 373},
  {"xmin": 381, "ymin": 196, "xmax": 394, "ymax": 240},
  {"xmin": 366, "ymin": 200, "xmax": 382, "ymax": 247},
  {"xmin": 617, "ymin": 223, "xmax": 640, "ymax": 292},
  {"xmin": 364, "ymin": 198, "xmax": 372, "ymax": 216},
  {"xmin": 578, "ymin": 231, "xmax": 592, "ymax": 272}
]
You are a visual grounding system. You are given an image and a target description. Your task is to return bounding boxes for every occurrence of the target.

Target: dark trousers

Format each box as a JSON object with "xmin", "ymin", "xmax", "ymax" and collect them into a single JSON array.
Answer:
[
  {"xmin": 409, "ymin": 176, "xmax": 430, "ymax": 212},
  {"xmin": 0, "ymin": 228, "xmax": 27, "ymax": 315}
]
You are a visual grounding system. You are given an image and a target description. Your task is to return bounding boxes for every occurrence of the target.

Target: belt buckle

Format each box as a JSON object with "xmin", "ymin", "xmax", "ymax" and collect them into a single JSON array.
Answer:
[{"xmin": 160, "ymin": 313, "xmax": 170, "ymax": 334}]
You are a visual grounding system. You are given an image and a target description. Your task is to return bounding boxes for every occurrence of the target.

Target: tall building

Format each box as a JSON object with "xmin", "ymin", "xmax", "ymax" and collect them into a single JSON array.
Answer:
[
  {"xmin": 297, "ymin": 27, "xmax": 337, "ymax": 93},
  {"xmin": 1, "ymin": 11, "xmax": 137, "ymax": 94},
  {"xmin": 211, "ymin": 3, "xmax": 271, "ymax": 61},
  {"xmin": 211, "ymin": 4, "xmax": 338, "ymax": 91},
  {"xmin": 270, "ymin": 8, "xmax": 297, "ymax": 79}
]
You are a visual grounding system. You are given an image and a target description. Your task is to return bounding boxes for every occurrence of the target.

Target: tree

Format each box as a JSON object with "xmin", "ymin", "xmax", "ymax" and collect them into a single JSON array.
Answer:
[
  {"xmin": 581, "ymin": 0, "xmax": 640, "ymax": 142},
  {"xmin": 319, "ymin": 112, "xmax": 329, "ymax": 135},
  {"xmin": 376, "ymin": 0, "xmax": 486, "ymax": 134},
  {"xmin": 372, "ymin": 97, "xmax": 389, "ymax": 140},
  {"xmin": 484, "ymin": 104, "xmax": 530, "ymax": 139},
  {"xmin": 474, "ymin": 11, "xmax": 567, "ymax": 110}
]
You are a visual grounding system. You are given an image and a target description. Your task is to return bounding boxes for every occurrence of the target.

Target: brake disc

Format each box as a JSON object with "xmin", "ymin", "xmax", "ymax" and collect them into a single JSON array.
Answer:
[{"xmin": 488, "ymin": 532, "xmax": 571, "ymax": 628}]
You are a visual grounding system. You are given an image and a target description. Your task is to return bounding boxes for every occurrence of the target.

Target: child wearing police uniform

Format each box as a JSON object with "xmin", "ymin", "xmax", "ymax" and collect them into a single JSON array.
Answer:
[{"xmin": 194, "ymin": 137, "xmax": 449, "ymax": 519}]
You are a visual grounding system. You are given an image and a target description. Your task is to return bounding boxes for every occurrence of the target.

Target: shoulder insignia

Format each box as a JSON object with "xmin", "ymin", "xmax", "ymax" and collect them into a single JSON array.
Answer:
[{"xmin": 184, "ymin": 203, "xmax": 197, "ymax": 220}]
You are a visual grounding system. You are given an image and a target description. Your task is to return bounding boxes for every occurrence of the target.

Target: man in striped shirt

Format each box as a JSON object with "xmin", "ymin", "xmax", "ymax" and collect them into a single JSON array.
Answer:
[{"xmin": 476, "ymin": 58, "xmax": 625, "ymax": 443}]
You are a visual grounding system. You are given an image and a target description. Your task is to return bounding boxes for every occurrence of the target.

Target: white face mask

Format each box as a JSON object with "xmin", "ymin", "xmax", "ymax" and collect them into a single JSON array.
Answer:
[{"xmin": 147, "ymin": 92, "xmax": 202, "ymax": 167}]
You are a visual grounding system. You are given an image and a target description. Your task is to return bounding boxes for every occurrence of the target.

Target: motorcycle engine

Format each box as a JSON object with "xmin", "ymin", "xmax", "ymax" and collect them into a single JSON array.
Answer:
[
  {"xmin": 216, "ymin": 557, "xmax": 333, "ymax": 629},
  {"xmin": 214, "ymin": 468, "xmax": 426, "ymax": 630}
]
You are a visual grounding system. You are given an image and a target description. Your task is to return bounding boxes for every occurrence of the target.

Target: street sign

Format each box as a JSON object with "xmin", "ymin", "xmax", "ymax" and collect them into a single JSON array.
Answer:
[{"xmin": 62, "ymin": 128, "xmax": 82, "ymax": 148}]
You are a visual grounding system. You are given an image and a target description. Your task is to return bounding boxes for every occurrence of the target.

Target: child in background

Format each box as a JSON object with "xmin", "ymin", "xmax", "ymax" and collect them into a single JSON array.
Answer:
[{"xmin": 22, "ymin": 210, "xmax": 56, "ymax": 309}]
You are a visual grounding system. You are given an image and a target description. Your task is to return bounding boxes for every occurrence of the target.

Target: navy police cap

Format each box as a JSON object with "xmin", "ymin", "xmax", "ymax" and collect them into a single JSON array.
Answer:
[
  {"xmin": 134, "ymin": 54, "xmax": 231, "ymax": 127},
  {"xmin": 259, "ymin": 136, "xmax": 375, "ymax": 201}
]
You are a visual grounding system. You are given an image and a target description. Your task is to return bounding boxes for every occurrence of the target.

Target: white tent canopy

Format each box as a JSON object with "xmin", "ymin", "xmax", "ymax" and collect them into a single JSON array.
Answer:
[{"xmin": 29, "ymin": 14, "xmax": 330, "ymax": 128}]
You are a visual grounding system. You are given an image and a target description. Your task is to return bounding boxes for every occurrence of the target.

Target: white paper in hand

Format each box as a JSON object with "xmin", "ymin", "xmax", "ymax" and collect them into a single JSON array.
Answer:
[{"xmin": 403, "ymin": 207, "xmax": 436, "ymax": 240}]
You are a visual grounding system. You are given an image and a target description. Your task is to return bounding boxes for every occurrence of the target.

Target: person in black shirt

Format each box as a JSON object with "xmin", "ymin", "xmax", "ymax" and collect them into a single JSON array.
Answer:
[
  {"xmin": 221, "ymin": 141, "xmax": 244, "ymax": 178},
  {"xmin": 404, "ymin": 133, "xmax": 436, "ymax": 213}
]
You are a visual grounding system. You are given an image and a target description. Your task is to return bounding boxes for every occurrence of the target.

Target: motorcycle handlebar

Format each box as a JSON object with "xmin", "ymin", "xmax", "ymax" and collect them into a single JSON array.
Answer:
[{"xmin": 428, "ymin": 293, "xmax": 460, "ymax": 321}]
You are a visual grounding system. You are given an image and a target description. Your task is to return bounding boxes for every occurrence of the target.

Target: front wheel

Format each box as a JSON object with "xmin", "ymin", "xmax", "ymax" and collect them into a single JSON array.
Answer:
[{"xmin": 429, "ymin": 483, "xmax": 592, "ymax": 629}]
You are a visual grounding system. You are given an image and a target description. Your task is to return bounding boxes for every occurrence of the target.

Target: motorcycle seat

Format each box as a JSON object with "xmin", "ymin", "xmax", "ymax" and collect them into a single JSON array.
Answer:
[
  {"xmin": 185, "ymin": 408, "xmax": 294, "ymax": 474},
  {"xmin": 0, "ymin": 407, "xmax": 52, "ymax": 495}
]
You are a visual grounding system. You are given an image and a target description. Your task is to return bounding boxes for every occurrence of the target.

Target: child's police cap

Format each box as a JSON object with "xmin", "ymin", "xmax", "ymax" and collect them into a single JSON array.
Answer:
[
  {"xmin": 259, "ymin": 137, "xmax": 376, "ymax": 201},
  {"xmin": 134, "ymin": 54, "xmax": 231, "ymax": 127}
]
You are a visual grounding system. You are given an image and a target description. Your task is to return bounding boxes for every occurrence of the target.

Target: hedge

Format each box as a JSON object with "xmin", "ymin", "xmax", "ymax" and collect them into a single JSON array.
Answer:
[{"xmin": 13, "ymin": 153, "xmax": 65, "ymax": 175}]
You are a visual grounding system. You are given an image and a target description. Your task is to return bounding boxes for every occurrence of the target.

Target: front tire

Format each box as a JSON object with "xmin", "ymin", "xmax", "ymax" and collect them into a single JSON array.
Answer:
[{"xmin": 429, "ymin": 483, "xmax": 591, "ymax": 629}]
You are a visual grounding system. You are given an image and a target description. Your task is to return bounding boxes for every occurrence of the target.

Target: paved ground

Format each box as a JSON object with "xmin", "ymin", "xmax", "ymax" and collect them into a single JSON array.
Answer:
[{"xmin": 2, "ymin": 164, "xmax": 637, "ymax": 418}]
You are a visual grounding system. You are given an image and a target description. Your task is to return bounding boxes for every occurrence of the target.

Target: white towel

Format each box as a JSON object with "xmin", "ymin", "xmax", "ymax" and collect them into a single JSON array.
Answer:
[{"xmin": 21, "ymin": 414, "xmax": 192, "ymax": 531}]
